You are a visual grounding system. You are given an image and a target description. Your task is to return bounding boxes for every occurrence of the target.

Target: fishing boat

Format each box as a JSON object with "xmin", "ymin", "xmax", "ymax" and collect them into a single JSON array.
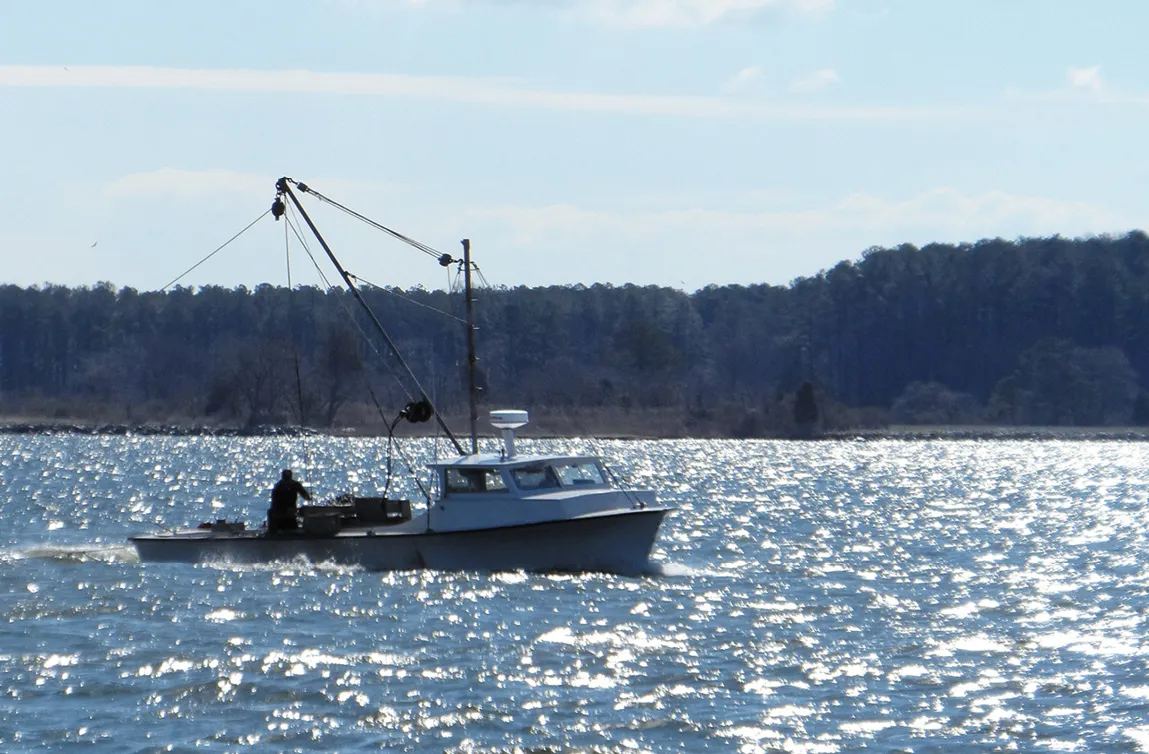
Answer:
[
  {"xmin": 129, "ymin": 178, "xmax": 672, "ymax": 573},
  {"xmin": 131, "ymin": 410, "xmax": 668, "ymax": 572}
]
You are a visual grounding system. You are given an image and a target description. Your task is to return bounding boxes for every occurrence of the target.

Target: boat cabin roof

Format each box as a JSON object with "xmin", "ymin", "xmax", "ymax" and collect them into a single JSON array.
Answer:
[{"xmin": 430, "ymin": 453, "xmax": 602, "ymax": 470}]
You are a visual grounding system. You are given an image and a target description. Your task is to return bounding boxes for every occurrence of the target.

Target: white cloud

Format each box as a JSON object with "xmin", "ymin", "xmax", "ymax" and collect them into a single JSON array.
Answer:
[
  {"xmin": 460, "ymin": 187, "xmax": 1132, "ymax": 286},
  {"xmin": 471, "ymin": 187, "xmax": 1128, "ymax": 258},
  {"xmin": 103, "ymin": 168, "xmax": 269, "ymax": 200},
  {"xmin": 0, "ymin": 65, "xmax": 511, "ymax": 98},
  {"xmin": 582, "ymin": 0, "xmax": 834, "ymax": 27},
  {"xmin": 6, "ymin": 179, "xmax": 1134, "ymax": 291},
  {"xmin": 99, "ymin": 169, "xmax": 404, "ymax": 231},
  {"xmin": 1067, "ymin": 65, "xmax": 1103, "ymax": 93},
  {"xmin": 791, "ymin": 68, "xmax": 840, "ymax": 93},
  {"xmin": 1010, "ymin": 66, "xmax": 1149, "ymax": 106},
  {"xmin": 1007, "ymin": 65, "xmax": 1149, "ymax": 107},
  {"xmin": 0, "ymin": 65, "xmax": 949, "ymax": 122},
  {"xmin": 722, "ymin": 65, "xmax": 839, "ymax": 97},
  {"xmin": 830, "ymin": 188, "xmax": 1124, "ymax": 234},
  {"xmin": 721, "ymin": 65, "xmax": 766, "ymax": 94},
  {"xmin": 332, "ymin": 0, "xmax": 834, "ymax": 26}
]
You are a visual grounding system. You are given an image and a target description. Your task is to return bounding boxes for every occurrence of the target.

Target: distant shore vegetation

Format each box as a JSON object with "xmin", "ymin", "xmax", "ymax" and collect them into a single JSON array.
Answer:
[{"xmin": 3, "ymin": 232, "xmax": 1149, "ymax": 438}]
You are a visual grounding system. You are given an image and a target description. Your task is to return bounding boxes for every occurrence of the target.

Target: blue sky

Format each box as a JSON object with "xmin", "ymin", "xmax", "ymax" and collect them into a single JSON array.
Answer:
[{"xmin": 2, "ymin": 0, "xmax": 1146, "ymax": 291}]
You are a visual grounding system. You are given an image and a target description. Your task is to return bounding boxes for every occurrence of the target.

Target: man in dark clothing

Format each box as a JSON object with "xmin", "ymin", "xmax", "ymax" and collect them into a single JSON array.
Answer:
[{"xmin": 268, "ymin": 468, "xmax": 312, "ymax": 533}]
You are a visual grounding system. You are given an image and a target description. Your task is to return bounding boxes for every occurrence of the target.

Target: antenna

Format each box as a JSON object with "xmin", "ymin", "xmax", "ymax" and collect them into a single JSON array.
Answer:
[{"xmin": 489, "ymin": 410, "xmax": 528, "ymax": 459}]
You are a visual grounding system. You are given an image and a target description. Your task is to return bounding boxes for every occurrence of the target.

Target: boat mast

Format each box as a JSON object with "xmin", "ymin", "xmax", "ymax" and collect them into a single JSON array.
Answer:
[
  {"xmin": 462, "ymin": 239, "xmax": 479, "ymax": 454},
  {"xmin": 274, "ymin": 177, "xmax": 466, "ymax": 456}
]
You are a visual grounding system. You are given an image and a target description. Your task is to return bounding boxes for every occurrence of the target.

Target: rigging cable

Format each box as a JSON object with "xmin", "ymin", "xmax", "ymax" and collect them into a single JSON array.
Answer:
[
  {"xmin": 283, "ymin": 207, "xmax": 414, "ymax": 403},
  {"xmin": 284, "ymin": 209, "xmax": 338, "ymax": 290},
  {"xmin": 379, "ymin": 401, "xmax": 432, "ymax": 503},
  {"xmin": 447, "ymin": 260, "xmax": 488, "ymax": 292},
  {"xmin": 285, "ymin": 215, "xmax": 307, "ymax": 428},
  {"xmin": 283, "ymin": 208, "xmax": 432, "ymax": 501},
  {"xmin": 347, "ymin": 273, "xmax": 468, "ymax": 325},
  {"xmin": 279, "ymin": 180, "xmax": 461, "ymax": 454},
  {"xmin": 159, "ymin": 208, "xmax": 271, "ymax": 291},
  {"xmin": 284, "ymin": 209, "xmax": 433, "ymax": 501},
  {"xmin": 291, "ymin": 184, "xmax": 444, "ymax": 261}
]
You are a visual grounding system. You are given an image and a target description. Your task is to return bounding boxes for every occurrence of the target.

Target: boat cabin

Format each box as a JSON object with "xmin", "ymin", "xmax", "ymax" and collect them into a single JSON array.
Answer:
[
  {"xmin": 438, "ymin": 455, "xmax": 611, "ymax": 497},
  {"xmin": 427, "ymin": 452, "xmax": 646, "ymax": 532},
  {"xmin": 416, "ymin": 410, "xmax": 652, "ymax": 532},
  {"xmin": 434, "ymin": 409, "xmax": 612, "ymax": 498}
]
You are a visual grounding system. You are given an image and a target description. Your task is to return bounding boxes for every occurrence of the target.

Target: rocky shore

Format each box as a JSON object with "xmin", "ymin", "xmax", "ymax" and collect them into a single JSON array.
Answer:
[
  {"xmin": 825, "ymin": 425, "xmax": 1149, "ymax": 442},
  {"xmin": 0, "ymin": 421, "xmax": 319, "ymax": 437},
  {"xmin": 4, "ymin": 418, "xmax": 1149, "ymax": 441}
]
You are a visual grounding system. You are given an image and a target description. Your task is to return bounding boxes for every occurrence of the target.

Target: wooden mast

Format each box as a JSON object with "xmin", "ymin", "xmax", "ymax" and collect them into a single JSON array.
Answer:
[{"xmin": 462, "ymin": 239, "xmax": 479, "ymax": 454}]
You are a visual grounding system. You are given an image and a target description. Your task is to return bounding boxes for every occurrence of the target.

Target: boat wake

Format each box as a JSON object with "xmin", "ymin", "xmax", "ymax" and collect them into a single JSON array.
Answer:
[
  {"xmin": 643, "ymin": 560, "xmax": 727, "ymax": 578},
  {"xmin": 196, "ymin": 554, "xmax": 366, "ymax": 576},
  {"xmin": 2, "ymin": 543, "xmax": 139, "ymax": 565}
]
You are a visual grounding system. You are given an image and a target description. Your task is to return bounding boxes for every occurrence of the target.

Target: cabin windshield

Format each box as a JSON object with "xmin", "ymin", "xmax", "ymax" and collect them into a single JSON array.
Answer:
[
  {"xmin": 511, "ymin": 465, "xmax": 561, "ymax": 491},
  {"xmin": 552, "ymin": 460, "xmax": 607, "ymax": 487},
  {"xmin": 445, "ymin": 468, "xmax": 507, "ymax": 494}
]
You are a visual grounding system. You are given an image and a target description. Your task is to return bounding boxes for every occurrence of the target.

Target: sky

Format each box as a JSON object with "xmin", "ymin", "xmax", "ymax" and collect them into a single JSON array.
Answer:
[{"xmin": 1, "ymin": 0, "xmax": 1147, "ymax": 292}]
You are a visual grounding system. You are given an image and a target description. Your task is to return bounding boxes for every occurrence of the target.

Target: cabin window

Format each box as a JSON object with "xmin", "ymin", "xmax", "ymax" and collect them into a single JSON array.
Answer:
[
  {"xmin": 553, "ymin": 461, "xmax": 607, "ymax": 487},
  {"xmin": 445, "ymin": 468, "xmax": 507, "ymax": 494},
  {"xmin": 511, "ymin": 465, "xmax": 560, "ymax": 491}
]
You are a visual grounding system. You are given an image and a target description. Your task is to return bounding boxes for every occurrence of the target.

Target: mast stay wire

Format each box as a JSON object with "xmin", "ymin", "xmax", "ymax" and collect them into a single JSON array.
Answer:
[
  {"xmin": 371, "ymin": 377, "xmax": 433, "ymax": 504},
  {"xmin": 294, "ymin": 176, "xmax": 492, "ymax": 396},
  {"xmin": 284, "ymin": 200, "xmax": 457, "ymax": 490},
  {"xmin": 283, "ymin": 207, "xmax": 434, "ymax": 501},
  {"xmin": 284, "ymin": 214, "xmax": 308, "ymax": 429},
  {"xmin": 160, "ymin": 208, "xmax": 271, "ymax": 291},
  {"xmin": 347, "ymin": 272, "xmax": 468, "ymax": 325},
  {"xmin": 293, "ymin": 184, "xmax": 444, "ymax": 262},
  {"xmin": 283, "ymin": 206, "xmax": 416, "ymax": 404},
  {"xmin": 447, "ymin": 261, "xmax": 490, "ymax": 292},
  {"xmin": 284, "ymin": 207, "xmax": 338, "ymax": 291},
  {"xmin": 291, "ymin": 181, "xmax": 491, "ymax": 290},
  {"xmin": 284, "ymin": 205, "xmax": 441, "ymax": 503},
  {"xmin": 279, "ymin": 181, "xmax": 462, "ymax": 454}
]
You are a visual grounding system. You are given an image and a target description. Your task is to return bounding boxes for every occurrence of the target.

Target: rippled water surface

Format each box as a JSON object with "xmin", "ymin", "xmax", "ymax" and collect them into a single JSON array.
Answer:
[{"xmin": 3, "ymin": 435, "xmax": 1149, "ymax": 752}]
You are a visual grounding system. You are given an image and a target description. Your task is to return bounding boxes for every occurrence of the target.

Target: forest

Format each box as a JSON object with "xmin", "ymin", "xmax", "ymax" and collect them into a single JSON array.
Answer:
[{"xmin": 2, "ymin": 231, "xmax": 1148, "ymax": 437}]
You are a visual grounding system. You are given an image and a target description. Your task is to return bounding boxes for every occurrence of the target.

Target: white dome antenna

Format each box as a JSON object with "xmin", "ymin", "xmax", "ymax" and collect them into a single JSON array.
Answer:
[{"xmin": 490, "ymin": 410, "xmax": 529, "ymax": 458}]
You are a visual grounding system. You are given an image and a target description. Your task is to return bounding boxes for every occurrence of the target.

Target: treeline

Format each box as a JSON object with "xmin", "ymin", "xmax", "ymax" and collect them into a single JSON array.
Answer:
[{"xmin": 2, "ymin": 232, "xmax": 1149, "ymax": 435}]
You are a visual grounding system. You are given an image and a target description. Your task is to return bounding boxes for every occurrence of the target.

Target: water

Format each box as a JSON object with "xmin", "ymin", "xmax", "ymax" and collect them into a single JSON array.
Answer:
[{"xmin": 3, "ymin": 435, "xmax": 1149, "ymax": 752}]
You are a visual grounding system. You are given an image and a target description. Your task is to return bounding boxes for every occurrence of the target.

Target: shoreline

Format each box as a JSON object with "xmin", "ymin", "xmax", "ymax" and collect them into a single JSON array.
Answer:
[
  {"xmin": 3, "ymin": 419, "xmax": 1149, "ymax": 441},
  {"xmin": 824, "ymin": 426, "xmax": 1149, "ymax": 442}
]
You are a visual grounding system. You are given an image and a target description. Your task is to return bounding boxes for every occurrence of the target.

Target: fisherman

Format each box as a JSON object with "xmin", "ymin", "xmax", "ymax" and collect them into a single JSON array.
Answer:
[{"xmin": 268, "ymin": 468, "xmax": 312, "ymax": 533}]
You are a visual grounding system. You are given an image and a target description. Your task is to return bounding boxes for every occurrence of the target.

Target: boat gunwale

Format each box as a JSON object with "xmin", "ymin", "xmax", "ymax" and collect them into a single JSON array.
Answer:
[
  {"xmin": 129, "ymin": 505, "xmax": 674, "ymax": 544},
  {"xmin": 430, "ymin": 452, "xmax": 607, "ymax": 468}
]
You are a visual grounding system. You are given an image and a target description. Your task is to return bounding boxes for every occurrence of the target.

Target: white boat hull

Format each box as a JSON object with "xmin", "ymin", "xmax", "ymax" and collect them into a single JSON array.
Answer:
[{"xmin": 131, "ymin": 508, "xmax": 671, "ymax": 574}]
